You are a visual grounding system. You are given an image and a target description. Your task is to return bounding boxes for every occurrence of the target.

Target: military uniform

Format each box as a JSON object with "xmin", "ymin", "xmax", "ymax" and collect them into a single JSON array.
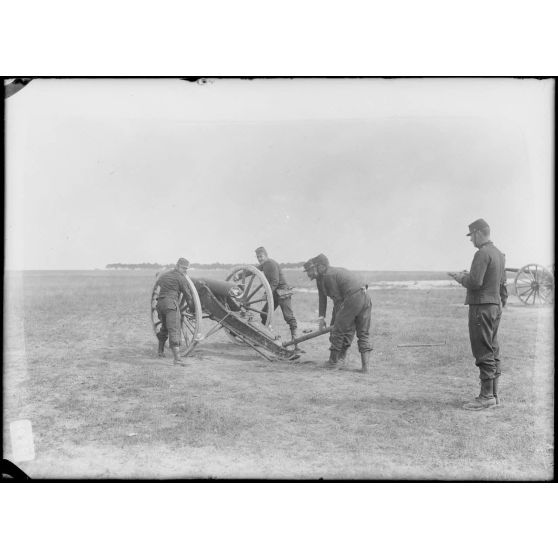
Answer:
[
  {"xmin": 318, "ymin": 266, "xmax": 372, "ymax": 355},
  {"xmin": 155, "ymin": 268, "xmax": 192, "ymax": 348},
  {"xmin": 258, "ymin": 258, "xmax": 297, "ymax": 332},
  {"xmin": 460, "ymin": 241, "xmax": 506, "ymax": 381},
  {"xmin": 451, "ymin": 219, "xmax": 507, "ymax": 409}
]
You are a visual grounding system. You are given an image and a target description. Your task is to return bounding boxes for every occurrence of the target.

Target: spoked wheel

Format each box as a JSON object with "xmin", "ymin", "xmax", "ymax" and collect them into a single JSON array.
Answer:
[
  {"xmin": 225, "ymin": 265, "xmax": 275, "ymax": 327},
  {"xmin": 151, "ymin": 273, "xmax": 203, "ymax": 356},
  {"xmin": 514, "ymin": 264, "xmax": 554, "ymax": 305}
]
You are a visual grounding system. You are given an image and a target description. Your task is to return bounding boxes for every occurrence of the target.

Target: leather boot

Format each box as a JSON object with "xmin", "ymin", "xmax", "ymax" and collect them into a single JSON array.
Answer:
[
  {"xmin": 493, "ymin": 376, "xmax": 500, "ymax": 405},
  {"xmin": 463, "ymin": 379, "xmax": 496, "ymax": 410},
  {"xmin": 359, "ymin": 351, "xmax": 371, "ymax": 373},
  {"xmin": 171, "ymin": 346, "xmax": 187, "ymax": 367},
  {"xmin": 338, "ymin": 347, "xmax": 348, "ymax": 365},
  {"xmin": 290, "ymin": 328, "xmax": 304, "ymax": 353},
  {"xmin": 157, "ymin": 336, "xmax": 166, "ymax": 357},
  {"xmin": 324, "ymin": 349, "xmax": 340, "ymax": 368}
]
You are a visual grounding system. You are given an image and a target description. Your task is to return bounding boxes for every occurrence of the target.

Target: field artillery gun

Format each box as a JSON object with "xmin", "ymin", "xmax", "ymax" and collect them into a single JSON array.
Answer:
[
  {"xmin": 506, "ymin": 263, "xmax": 554, "ymax": 305},
  {"xmin": 151, "ymin": 265, "xmax": 330, "ymax": 361}
]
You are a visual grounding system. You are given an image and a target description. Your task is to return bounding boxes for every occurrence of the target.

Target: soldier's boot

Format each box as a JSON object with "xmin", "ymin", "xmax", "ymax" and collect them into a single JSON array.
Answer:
[
  {"xmin": 290, "ymin": 327, "xmax": 304, "ymax": 353},
  {"xmin": 324, "ymin": 349, "xmax": 340, "ymax": 368},
  {"xmin": 359, "ymin": 351, "xmax": 371, "ymax": 373},
  {"xmin": 493, "ymin": 375, "xmax": 501, "ymax": 406},
  {"xmin": 463, "ymin": 379, "xmax": 496, "ymax": 411},
  {"xmin": 157, "ymin": 336, "xmax": 166, "ymax": 357},
  {"xmin": 337, "ymin": 347, "xmax": 348, "ymax": 366},
  {"xmin": 171, "ymin": 346, "xmax": 187, "ymax": 367}
]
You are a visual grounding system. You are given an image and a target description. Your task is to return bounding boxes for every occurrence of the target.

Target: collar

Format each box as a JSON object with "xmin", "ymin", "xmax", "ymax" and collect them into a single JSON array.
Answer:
[{"xmin": 478, "ymin": 241, "xmax": 493, "ymax": 249}]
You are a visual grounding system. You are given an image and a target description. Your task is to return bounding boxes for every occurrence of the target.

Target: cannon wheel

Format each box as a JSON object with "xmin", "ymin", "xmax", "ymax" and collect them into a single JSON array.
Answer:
[
  {"xmin": 151, "ymin": 273, "xmax": 203, "ymax": 356},
  {"xmin": 225, "ymin": 265, "xmax": 275, "ymax": 327},
  {"xmin": 222, "ymin": 265, "xmax": 274, "ymax": 345},
  {"xmin": 514, "ymin": 264, "xmax": 554, "ymax": 305}
]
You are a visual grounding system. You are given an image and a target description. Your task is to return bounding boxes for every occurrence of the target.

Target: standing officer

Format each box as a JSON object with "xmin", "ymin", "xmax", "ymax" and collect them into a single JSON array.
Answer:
[
  {"xmin": 254, "ymin": 247, "xmax": 300, "ymax": 347},
  {"xmin": 303, "ymin": 254, "xmax": 372, "ymax": 372},
  {"xmin": 154, "ymin": 257, "xmax": 192, "ymax": 366},
  {"xmin": 449, "ymin": 218, "xmax": 508, "ymax": 410}
]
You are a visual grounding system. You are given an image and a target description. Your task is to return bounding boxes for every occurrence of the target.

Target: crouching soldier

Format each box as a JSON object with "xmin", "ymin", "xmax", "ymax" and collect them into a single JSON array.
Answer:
[
  {"xmin": 303, "ymin": 254, "xmax": 373, "ymax": 372},
  {"xmin": 154, "ymin": 257, "xmax": 192, "ymax": 366}
]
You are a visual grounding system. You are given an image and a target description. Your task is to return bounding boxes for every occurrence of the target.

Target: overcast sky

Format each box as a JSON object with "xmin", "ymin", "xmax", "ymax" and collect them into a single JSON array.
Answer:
[{"xmin": 5, "ymin": 78, "xmax": 554, "ymax": 271}]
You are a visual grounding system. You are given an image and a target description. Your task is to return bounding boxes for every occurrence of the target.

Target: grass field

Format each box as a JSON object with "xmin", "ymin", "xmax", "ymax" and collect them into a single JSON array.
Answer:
[{"xmin": 3, "ymin": 269, "xmax": 554, "ymax": 479}]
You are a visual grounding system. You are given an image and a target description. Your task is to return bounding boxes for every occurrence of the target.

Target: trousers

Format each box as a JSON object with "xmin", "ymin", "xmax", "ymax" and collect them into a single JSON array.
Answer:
[
  {"xmin": 468, "ymin": 304, "xmax": 502, "ymax": 380},
  {"xmin": 329, "ymin": 290, "xmax": 372, "ymax": 353},
  {"xmin": 261, "ymin": 294, "xmax": 297, "ymax": 330},
  {"xmin": 157, "ymin": 298, "xmax": 182, "ymax": 347}
]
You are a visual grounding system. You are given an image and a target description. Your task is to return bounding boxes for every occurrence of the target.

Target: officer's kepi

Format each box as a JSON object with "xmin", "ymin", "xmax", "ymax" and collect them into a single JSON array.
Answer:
[
  {"xmin": 313, "ymin": 253, "xmax": 329, "ymax": 267},
  {"xmin": 466, "ymin": 218, "xmax": 489, "ymax": 236}
]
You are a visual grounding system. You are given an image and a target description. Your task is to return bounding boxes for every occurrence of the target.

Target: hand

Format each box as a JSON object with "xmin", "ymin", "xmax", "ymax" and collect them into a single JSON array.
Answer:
[
  {"xmin": 318, "ymin": 317, "xmax": 327, "ymax": 331},
  {"xmin": 449, "ymin": 271, "xmax": 466, "ymax": 283}
]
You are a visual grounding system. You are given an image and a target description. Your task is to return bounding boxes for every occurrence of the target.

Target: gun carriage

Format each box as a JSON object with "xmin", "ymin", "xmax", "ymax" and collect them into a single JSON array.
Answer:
[
  {"xmin": 151, "ymin": 265, "xmax": 329, "ymax": 361},
  {"xmin": 506, "ymin": 263, "xmax": 554, "ymax": 305}
]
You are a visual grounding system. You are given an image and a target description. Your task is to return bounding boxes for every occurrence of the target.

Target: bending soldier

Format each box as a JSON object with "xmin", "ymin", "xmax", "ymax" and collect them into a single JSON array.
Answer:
[
  {"xmin": 303, "ymin": 254, "xmax": 373, "ymax": 372},
  {"xmin": 449, "ymin": 218, "xmax": 507, "ymax": 410},
  {"xmin": 154, "ymin": 257, "xmax": 192, "ymax": 366}
]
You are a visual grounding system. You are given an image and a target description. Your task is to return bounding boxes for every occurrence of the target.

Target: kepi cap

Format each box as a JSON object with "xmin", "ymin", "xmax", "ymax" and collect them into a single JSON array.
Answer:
[
  {"xmin": 176, "ymin": 257, "xmax": 190, "ymax": 267},
  {"xmin": 466, "ymin": 218, "xmax": 490, "ymax": 236},
  {"xmin": 313, "ymin": 253, "xmax": 330, "ymax": 267}
]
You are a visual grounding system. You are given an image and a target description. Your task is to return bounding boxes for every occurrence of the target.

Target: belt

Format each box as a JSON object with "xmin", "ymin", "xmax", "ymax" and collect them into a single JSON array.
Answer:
[{"xmin": 346, "ymin": 286, "xmax": 367, "ymax": 297}]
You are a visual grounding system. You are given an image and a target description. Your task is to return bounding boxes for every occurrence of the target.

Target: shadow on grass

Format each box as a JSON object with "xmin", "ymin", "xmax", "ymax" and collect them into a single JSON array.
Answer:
[
  {"xmin": 363, "ymin": 395, "xmax": 466, "ymax": 412},
  {"xmin": 192, "ymin": 342, "xmax": 267, "ymax": 362},
  {"xmin": 97, "ymin": 341, "xmax": 270, "ymax": 365}
]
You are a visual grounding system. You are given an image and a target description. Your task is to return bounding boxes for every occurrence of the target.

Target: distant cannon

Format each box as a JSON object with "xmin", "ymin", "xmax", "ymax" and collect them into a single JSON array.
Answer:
[
  {"xmin": 150, "ymin": 265, "xmax": 329, "ymax": 361},
  {"xmin": 506, "ymin": 263, "xmax": 554, "ymax": 305}
]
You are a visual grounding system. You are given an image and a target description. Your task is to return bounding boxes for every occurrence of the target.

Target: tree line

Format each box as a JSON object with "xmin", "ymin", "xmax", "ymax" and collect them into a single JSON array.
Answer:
[{"xmin": 106, "ymin": 262, "xmax": 306, "ymax": 270}]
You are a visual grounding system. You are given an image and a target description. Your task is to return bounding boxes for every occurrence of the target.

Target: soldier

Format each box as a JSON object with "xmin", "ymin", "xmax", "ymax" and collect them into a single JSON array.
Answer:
[
  {"xmin": 449, "ymin": 218, "xmax": 508, "ymax": 410},
  {"xmin": 303, "ymin": 254, "xmax": 372, "ymax": 372},
  {"xmin": 154, "ymin": 257, "xmax": 192, "ymax": 366},
  {"xmin": 254, "ymin": 247, "xmax": 299, "ymax": 348}
]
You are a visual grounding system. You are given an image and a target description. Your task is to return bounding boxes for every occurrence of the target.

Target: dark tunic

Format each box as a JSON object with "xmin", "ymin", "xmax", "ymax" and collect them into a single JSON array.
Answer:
[
  {"xmin": 461, "ymin": 241, "xmax": 506, "ymax": 305},
  {"xmin": 258, "ymin": 258, "xmax": 289, "ymax": 291},
  {"xmin": 156, "ymin": 268, "xmax": 191, "ymax": 304},
  {"xmin": 459, "ymin": 241, "xmax": 507, "ymax": 380},
  {"xmin": 318, "ymin": 266, "xmax": 364, "ymax": 317}
]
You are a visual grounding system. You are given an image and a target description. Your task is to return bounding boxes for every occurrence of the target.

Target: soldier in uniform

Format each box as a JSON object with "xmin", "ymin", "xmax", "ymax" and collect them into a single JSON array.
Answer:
[
  {"xmin": 154, "ymin": 257, "xmax": 192, "ymax": 366},
  {"xmin": 253, "ymin": 247, "xmax": 299, "ymax": 347},
  {"xmin": 449, "ymin": 218, "xmax": 508, "ymax": 410},
  {"xmin": 303, "ymin": 254, "xmax": 373, "ymax": 372}
]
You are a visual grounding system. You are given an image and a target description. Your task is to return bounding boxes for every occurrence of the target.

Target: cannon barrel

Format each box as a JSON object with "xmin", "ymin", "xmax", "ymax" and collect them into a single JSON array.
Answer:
[
  {"xmin": 192, "ymin": 277, "xmax": 239, "ymax": 298},
  {"xmin": 282, "ymin": 327, "xmax": 333, "ymax": 347}
]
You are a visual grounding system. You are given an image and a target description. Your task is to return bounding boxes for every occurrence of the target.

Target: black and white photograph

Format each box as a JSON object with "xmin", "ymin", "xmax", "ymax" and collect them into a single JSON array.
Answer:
[{"xmin": 3, "ymin": 77, "xmax": 554, "ymax": 481}]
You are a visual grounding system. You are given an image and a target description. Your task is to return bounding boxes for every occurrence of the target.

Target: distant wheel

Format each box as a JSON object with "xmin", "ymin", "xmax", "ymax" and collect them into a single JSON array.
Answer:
[
  {"xmin": 514, "ymin": 264, "xmax": 554, "ymax": 305},
  {"xmin": 151, "ymin": 273, "xmax": 203, "ymax": 355},
  {"xmin": 225, "ymin": 265, "xmax": 275, "ymax": 327}
]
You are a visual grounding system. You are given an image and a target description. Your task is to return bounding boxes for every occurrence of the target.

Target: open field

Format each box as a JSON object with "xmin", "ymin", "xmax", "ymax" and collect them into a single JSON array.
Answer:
[{"xmin": 3, "ymin": 269, "xmax": 554, "ymax": 479}]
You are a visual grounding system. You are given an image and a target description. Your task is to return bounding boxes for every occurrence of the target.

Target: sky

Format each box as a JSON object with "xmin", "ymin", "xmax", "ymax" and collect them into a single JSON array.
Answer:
[{"xmin": 5, "ymin": 78, "xmax": 554, "ymax": 271}]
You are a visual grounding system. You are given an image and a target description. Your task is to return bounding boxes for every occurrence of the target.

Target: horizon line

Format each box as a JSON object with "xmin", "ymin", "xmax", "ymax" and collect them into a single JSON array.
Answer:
[{"xmin": 4, "ymin": 267, "xmax": 453, "ymax": 273}]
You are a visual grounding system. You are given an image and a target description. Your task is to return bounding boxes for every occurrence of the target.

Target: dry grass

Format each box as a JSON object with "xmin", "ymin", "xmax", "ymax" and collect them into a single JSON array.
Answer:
[{"xmin": 3, "ymin": 269, "xmax": 554, "ymax": 479}]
